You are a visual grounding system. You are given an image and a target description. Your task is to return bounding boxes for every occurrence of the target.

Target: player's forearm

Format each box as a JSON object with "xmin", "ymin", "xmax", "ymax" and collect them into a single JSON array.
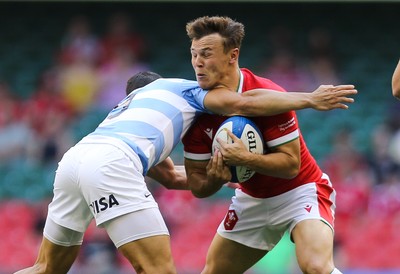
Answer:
[
  {"xmin": 147, "ymin": 161, "xmax": 189, "ymax": 190},
  {"xmin": 147, "ymin": 174, "xmax": 189, "ymax": 190},
  {"xmin": 222, "ymin": 146, "xmax": 300, "ymax": 179},
  {"xmin": 167, "ymin": 166, "xmax": 189, "ymax": 190},
  {"xmin": 188, "ymin": 174, "xmax": 224, "ymax": 198},
  {"xmin": 238, "ymin": 85, "xmax": 357, "ymax": 116},
  {"xmin": 244, "ymin": 153, "xmax": 300, "ymax": 179},
  {"xmin": 238, "ymin": 89, "xmax": 313, "ymax": 116}
]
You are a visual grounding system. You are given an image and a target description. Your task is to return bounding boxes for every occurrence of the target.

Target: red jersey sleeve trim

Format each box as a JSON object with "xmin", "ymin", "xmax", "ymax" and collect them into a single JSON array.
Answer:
[{"xmin": 183, "ymin": 151, "xmax": 211, "ymax": 161}]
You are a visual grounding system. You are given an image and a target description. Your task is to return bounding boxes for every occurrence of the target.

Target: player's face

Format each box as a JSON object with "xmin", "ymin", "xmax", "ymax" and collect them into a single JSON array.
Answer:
[{"xmin": 190, "ymin": 33, "xmax": 232, "ymax": 90}]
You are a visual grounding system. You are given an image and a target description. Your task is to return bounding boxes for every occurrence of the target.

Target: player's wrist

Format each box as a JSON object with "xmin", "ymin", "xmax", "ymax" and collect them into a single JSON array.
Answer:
[{"xmin": 301, "ymin": 93, "xmax": 314, "ymax": 109}]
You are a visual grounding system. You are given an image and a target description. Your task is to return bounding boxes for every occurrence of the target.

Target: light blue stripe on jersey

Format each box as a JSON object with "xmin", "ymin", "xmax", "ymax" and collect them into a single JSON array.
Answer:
[
  {"xmin": 128, "ymin": 98, "xmax": 184, "ymax": 137},
  {"xmin": 134, "ymin": 78, "xmax": 210, "ymax": 113},
  {"xmin": 95, "ymin": 99, "xmax": 184, "ymax": 166},
  {"xmin": 93, "ymin": 117, "xmax": 177, "ymax": 168},
  {"xmin": 86, "ymin": 78, "xmax": 210, "ymax": 175}
]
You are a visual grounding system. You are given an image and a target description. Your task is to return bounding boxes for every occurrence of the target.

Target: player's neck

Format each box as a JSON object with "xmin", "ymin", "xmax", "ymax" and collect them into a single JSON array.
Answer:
[{"xmin": 222, "ymin": 66, "xmax": 241, "ymax": 92}]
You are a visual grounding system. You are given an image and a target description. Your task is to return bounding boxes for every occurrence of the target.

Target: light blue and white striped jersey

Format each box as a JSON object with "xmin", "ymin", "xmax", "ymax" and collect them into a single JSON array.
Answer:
[{"xmin": 79, "ymin": 78, "xmax": 211, "ymax": 174}]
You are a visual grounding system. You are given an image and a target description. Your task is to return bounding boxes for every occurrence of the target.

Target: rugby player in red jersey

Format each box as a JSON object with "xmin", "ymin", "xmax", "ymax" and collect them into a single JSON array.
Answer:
[{"xmin": 184, "ymin": 16, "xmax": 344, "ymax": 274}]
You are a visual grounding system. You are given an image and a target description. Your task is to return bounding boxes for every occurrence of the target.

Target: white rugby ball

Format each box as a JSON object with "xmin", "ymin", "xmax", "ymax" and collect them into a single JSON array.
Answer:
[{"xmin": 212, "ymin": 116, "xmax": 264, "ymax": 183}]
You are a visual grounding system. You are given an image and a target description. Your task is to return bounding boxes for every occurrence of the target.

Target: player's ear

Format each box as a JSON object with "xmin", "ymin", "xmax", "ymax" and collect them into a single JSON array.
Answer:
[{"xmin": 229, "ymin": 48, "xmax": 239, "ymax": 63}]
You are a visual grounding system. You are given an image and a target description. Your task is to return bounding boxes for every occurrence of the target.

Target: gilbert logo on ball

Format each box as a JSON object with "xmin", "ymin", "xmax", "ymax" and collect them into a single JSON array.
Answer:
[{"xmin": 212, "ymin": 116, "xmax": 264, "ymax": 183}]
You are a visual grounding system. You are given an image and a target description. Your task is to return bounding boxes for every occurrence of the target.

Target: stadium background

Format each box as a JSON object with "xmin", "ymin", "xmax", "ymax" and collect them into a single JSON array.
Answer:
[{"xmin": 0, "ymin": 1, "xmax": 399, "ymax": 273}]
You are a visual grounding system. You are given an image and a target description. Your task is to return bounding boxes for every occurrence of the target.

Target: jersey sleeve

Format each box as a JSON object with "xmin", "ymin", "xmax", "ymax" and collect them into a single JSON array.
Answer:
[
  {"xmin": 254, "ymin": 111, "xmax": 300, "ymax": 149},
  {"xmin": 182, "ymin": 115, "xmax": 215, "ymax": 161},
  {"xmin": 183, "ymin": 87, "xmax": 212, "ymax": 114}
]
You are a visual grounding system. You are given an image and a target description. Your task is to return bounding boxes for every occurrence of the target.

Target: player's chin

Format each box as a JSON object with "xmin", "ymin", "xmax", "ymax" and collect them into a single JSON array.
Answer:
[
  {"xmin": 197, "ymin": 82, "xmax": 208, "ymax": 90},
  {"xmin": 196, "ymin": 78, "xmax": 212, "ymax": 90}
]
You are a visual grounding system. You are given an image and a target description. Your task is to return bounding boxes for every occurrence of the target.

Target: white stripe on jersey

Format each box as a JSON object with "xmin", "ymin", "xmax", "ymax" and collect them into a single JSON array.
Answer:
[
  {"xmin": 184, "ymin": 152, "xmax": 212, "ymax": 161},
  {"xmin": 80, "ymin": 78, "xmax": 209, "ymax": 174},
  {"xmin": 266, "ymin": 129, "xmax": 299, "ymax": 148},
  {"xmin": 100, "ymin": 107, "xmax": 175, "ymax": 136},
  {"xmin": 97, "ymin": 107, "xmax": 197, "ymax": 167},
  {"xmin": 134, "ymin": 89, "xmax": 191, "ymax": 106}
]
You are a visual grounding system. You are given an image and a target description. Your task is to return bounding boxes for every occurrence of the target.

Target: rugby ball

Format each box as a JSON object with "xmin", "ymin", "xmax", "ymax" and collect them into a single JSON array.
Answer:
[{"xmin": 212, "ymin": 116, "xmax": 264, "ymax": 183}]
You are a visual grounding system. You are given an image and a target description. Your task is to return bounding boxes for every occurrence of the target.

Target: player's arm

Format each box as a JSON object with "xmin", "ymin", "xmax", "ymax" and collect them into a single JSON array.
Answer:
[
  {"xmin": 146, "ymin": 157, "xmax": 188, "ymax": 190},
  {"xmin": 217, "ymin": 130, "xmax": 301, "ymax": 179},
  {"xmin": 185, "ymin": 153, "xmax": 231, "ymax": 198},
  {"xmin": 392, "ymin": 59, "xmax": 400, "ymax": 100},
  {"xmin": 204, "ymin": 85, "xmax": 357, "ymax": 116}
]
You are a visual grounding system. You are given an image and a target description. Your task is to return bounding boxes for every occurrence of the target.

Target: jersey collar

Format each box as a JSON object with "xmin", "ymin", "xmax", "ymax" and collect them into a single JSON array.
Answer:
[{"xmin": 237, "ymin": 69, "xmax": 244, "ymax": 94}]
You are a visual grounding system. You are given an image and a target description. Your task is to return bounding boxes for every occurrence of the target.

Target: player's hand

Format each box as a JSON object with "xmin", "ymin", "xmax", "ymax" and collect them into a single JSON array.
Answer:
[
  {"xmin": 206, "ymin": 149, "xmax": 232, "ymax": 183},
  {"xmin": 310, "ymin": 84, "xmax": 357, "ymax": 110},
  {"xmin": 216, "ymin": 130, "xmax": 252, "ymax": 166}
]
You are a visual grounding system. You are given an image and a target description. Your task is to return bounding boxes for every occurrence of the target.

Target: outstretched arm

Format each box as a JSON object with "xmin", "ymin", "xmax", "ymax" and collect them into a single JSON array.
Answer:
[
  {"xmin": 146, "ymin": 157, "xmax": 188, "ymax": 190},
  {"xmin": 205, "ymin": 84, "xmax": 357, "ymax": 116},
  {"xmin": 392, "ymin": 59, "xmax": 400, "ymax": 100}
]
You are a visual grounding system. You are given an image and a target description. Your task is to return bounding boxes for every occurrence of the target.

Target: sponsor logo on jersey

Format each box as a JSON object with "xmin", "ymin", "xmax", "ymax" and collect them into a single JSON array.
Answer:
[
  {"xmin": 204, "ymin": 128, "xmax": 213, "ymax": 139},
  {"xmin": 89, "ymin": 194, "xmax": 120, "ymax": 214},
  {"xmin": 224, "ymin": 209, "xmax": 238, "ymax": 230},
  {"xmin": 304, "ymin": 204, "xmax": 312, "ymax": 213},
  {"xmin": 278, "ymin": 117, "xmax": 296, "ymax": 132}
]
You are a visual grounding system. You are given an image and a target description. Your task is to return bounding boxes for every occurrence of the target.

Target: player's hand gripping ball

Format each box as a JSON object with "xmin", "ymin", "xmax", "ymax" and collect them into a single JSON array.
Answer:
[{"xmin": 212, "ymin": 116, "xmax": 264, "ymax": 183}]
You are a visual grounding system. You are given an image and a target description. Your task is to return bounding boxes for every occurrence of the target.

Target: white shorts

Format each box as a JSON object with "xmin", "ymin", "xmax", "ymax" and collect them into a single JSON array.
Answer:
[
  {"xmin": 217, "ymin": 178, "xmax": 336, "ymax": 251},
  {"xmin": 44, "ymin": 207, "xmax": 169, "ymax": 248},
  {"xmin": 47, "ymin": 143, "xmax": 159, "ymax": 233}
]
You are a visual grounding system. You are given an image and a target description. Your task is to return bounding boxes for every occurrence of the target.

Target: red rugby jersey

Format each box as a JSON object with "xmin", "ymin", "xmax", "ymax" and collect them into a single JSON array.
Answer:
[{"xmin": 182, "ymin": 68, "xmax": 323, "ymax": 198}]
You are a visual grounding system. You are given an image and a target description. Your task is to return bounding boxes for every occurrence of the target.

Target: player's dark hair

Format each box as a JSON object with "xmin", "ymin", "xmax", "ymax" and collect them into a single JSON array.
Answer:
[
  {"xmin": 126, "ymin": 71, "xmax": 162, "ymax": 95},
  {"xmin": 186, "ymin": 16, "xmax": 245, "ymax": 53}
]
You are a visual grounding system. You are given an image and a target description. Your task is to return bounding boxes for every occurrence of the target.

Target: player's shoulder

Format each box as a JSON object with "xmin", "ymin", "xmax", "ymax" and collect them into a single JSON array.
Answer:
[
  {"xmin": 144, "ymin": 78, "xmax": 199, "ymax": 91},
  {"xmin": 240, "ymin": 68, "xmax": 286, "ymax": 92},
  {"xmin": 157, "ymin": 78, "xmax": 197, "ymax": 84}
]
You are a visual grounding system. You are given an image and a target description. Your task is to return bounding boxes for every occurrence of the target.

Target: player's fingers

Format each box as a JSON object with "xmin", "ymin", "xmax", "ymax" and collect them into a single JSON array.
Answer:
[
  {"xmin": 206, "ymin": 156, "xmax": 213, "ymax": 170},
  {"xmin": 216, "ymin": 151, "xmax": 225, "ymax": 168},
  {"xmin": 335, "ymin": 96, "xmax": 356, "ymax": 108},
  {"xmin": 333, "ymin": 84, "xmax": 355, "ymax": 90},
  {"xmin": 213, "ymin": 146, "xmax": 219, "ymax": 156},
  {"xmin": 216, "ymin": 137, "xmax": 227, "ymax": 152},
  {"xmin": 335, "ymin": 103, "xmax": 350, "ymax": 109},
  {"xmin": 338, "ymin": 97, "xmax": 355, "ymax": 103},
  {"xmin": 214, "ymin": 151, "xmax": 220, "ymax": 162},
  {"xmin": 211, "ymin": 150, "xmax": 227, "ymax": 167},
  {"xmin": 226, "ymin": 129, "xmax": 240, "ymax": 142},
  {"xmin": 336, "ymin": 89, "xmax": 358, "ymax": 96}
]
